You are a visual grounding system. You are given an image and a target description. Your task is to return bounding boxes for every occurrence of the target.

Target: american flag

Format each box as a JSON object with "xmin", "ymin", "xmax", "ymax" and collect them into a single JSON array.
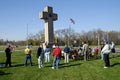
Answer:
[{"xmin": 70, "ymin": 18, "xmax": 75, "ymax": 24}]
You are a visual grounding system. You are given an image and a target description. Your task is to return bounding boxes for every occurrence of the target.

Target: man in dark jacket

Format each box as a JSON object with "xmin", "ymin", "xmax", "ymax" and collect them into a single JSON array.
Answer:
[
  {"xmin": 37, "ymin": 44, "xmax": 44, "ymax": 68},
  {"xmin": 5, "ymin": 45, "xmax": 12, "ymax": 67}
]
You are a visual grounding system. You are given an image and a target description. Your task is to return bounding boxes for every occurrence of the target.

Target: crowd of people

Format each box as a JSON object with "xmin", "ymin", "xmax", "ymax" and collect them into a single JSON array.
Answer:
[{"xmin": 3, "ymin": 40, "xmax": 116, "ymax": 69}]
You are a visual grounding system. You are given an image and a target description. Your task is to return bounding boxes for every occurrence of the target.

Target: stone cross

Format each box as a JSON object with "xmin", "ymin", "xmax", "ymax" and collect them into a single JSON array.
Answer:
[{"xmin": 39, "ymin": 6, "xmax": 58, "ymax": 46}]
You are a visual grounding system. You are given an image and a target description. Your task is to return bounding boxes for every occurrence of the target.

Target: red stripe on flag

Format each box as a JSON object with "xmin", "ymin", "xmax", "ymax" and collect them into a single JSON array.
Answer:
[{"xmin": 70, "ymin": 18, "xmax": 75, "ymax": 24}]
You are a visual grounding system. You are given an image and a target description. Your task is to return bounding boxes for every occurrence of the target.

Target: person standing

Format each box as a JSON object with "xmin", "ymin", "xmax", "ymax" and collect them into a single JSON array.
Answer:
[
  {"xmin": 5, "ymin": 44, "xmax": 12, "ymax": 67},
  {"xmin": 82, "ymin": 41, "xmax": 89, "ymax": 61},
  {"xmin": 101, "ymin": 41, "xmax": 111, "ymax": 68},
  {"xmin": 44, "ymin": 45, "xmax": 50, "ymax": 62},
  {"xmin": 24, "ymin": 46, "xmax": 33, "ymax": 66},
  {"xmin": 63, "ymin": 45, "xmax": 70, "ymax": 63},
  {"xmin": 52, "ymin": 45, "xmax": 61, "ymax": 69},
  {"xmin": 37, "ymin": 44, "xmax": 44, "ymax": 68}
]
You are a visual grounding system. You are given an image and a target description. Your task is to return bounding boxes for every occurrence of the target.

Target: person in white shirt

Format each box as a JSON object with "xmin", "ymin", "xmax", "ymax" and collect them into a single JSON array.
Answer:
[{"xmin": 101, "ymin": 40, "xmax": 111, "ymax": 68}]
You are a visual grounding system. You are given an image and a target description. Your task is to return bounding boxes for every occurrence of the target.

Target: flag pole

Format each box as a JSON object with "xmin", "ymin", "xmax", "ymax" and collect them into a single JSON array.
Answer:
[
  {"xmin": 68, "ymin": 24, "xmax": 71, "ymax": 47},
  {"xmin": 68, "ymin": 18, "xmax": 75, "ymax": 47}
]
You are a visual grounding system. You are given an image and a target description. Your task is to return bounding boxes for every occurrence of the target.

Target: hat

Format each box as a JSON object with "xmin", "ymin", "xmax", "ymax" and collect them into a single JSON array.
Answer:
[
  {"xmin": 104, "ymin": 40, "xmax": 109, "ymax": 44},
  {"xmin": 52, "ymin": 45, "xmax": 56, "ymax": 48}
]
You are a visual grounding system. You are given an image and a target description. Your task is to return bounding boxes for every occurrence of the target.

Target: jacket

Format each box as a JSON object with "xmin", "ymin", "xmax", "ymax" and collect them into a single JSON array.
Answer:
[
  {"xmin": 37, "ymin": 47, "xmax": 44, "ymax": 58},
  {"xmin": 5, "ymin": 47, "xmax": 11, "ymax": 57},
  {"xmin": 25, "ymin": 48, "xmax": 31, "ymax": 54},
  {"xmin": 52, "ymin": 47, "xmax": 61, "ymax": 58},
  {"xmin": 101, "ymin": 44, "xmax": 111, "ymax": 54},
  {"xmin": 45, "ymin": 48, "xmax": 50, "ymax": 53},
  {"xmin": 63, "ymin": 47, "xmax": 70, "ymax": 53},
  {"xmin": 83, "ymin": 44, "xmax": 89, "ymax": 52}
]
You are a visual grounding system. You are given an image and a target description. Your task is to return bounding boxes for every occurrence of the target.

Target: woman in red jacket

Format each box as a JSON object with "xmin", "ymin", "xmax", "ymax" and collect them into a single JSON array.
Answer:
[{"xmin": 52, "ymin": 45, "xmax": 61, "ymax": 69}]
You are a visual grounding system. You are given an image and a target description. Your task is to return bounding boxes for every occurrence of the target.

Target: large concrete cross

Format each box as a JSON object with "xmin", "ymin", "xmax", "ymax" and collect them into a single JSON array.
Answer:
[{"xmin": 39, "ymin": 6, "xmax": 58, "ymax": 46}]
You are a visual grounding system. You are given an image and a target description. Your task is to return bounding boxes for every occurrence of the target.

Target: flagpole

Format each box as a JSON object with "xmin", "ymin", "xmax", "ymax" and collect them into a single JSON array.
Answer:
[
  {"xmin": 68, "ymin": 18, "xmax": 75, "ymax": 47},
  {"xmin": 27, "ymin": 24, "xmax": 28, "ymax": 46},
  {"xmin": 68, "ymin": 24, "xmax": 71, "ymax": 47},
  {"xmin": 26, "ymin": 18, "xmax": 35, "ymax": 46}
]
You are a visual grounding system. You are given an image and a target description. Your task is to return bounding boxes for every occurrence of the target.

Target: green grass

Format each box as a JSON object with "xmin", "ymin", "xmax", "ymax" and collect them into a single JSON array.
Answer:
[{"xmin": 0, "ymin": 50, "xmax": 120, "ymax": 80}]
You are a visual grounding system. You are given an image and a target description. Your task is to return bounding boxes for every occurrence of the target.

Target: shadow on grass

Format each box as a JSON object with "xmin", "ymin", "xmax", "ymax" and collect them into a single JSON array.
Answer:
[
  {"xmin": 59, "ymin": 63, "xmax": 82, "ymax": 68},
  {"xmin": 111, "ymin": 62, "xmax": 120, "ymax": 67},
  {"xmin": 0, "ymin": 62, "xmax": 5, "ymax": 64},
  {"xmin": 0, "ymin": 62, "xmax": 24, "ymax": 68},
  {"xmin": 45, "ymin": 62, "xmax": 82, "ymax": 69},
  {"xmin": 13, "ymin": 63, "xmax": 24, "ymax": 67},
  {"xmin": 13, "ymin": 63, "xmax": 38, "ymax": 67},
  {"xmin": 0, "ymin": 70, "xmax": 12, "ymax": 75}
]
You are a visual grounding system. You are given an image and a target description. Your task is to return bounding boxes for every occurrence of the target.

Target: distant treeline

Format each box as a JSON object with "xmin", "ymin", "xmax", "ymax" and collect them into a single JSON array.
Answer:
[{"xmin": 0, "ymin": 29, "xmax": 120, "ymax": 46}]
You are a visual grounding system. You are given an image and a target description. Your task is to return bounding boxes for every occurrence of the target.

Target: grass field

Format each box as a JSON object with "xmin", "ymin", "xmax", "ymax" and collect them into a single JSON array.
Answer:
[{"xmin": 0, "ymin": 49, "xmax": 120, "ymax": 80}]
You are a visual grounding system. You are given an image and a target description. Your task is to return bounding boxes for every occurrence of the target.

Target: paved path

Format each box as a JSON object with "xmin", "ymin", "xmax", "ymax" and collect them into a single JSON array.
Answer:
[{"xmin": 115, "ymin": 48, "xmax": 120, "ymax": 53}]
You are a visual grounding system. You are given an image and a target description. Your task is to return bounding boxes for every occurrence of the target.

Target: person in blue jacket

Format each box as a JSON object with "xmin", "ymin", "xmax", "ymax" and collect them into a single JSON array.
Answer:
[{"xmin": 63, "ymin": 45, "xmax": 70, "ymax": 63}]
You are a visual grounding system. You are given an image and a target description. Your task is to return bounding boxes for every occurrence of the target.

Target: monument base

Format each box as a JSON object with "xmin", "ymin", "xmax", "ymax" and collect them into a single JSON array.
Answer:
[{"xmin": 48, "ymin": 42, "xmax": 54, "ymax": 48}]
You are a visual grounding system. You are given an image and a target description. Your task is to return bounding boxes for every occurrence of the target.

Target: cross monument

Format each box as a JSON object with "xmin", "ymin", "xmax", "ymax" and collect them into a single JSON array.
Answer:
[{"xmin": 39, "ymin": 6, "xmax": 58, "ymax": 46}]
